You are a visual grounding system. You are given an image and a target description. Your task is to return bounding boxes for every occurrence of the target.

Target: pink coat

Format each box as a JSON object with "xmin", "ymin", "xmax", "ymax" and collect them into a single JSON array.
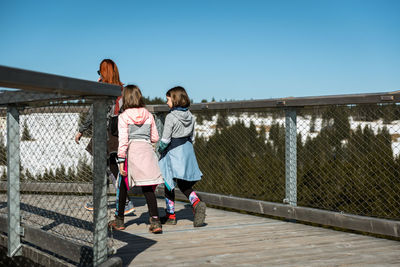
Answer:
[{"xmin": 118, "ymin": 108, "xmax": 163, "ymax": 188}]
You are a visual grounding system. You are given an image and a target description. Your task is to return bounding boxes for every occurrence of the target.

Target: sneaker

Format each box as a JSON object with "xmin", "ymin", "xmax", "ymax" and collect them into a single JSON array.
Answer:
[
  {"xmin": 84, "ymin": 202, "xmax": 94, "ymax": 211},
  {"xmin": 108, "ymin": 216, "xmax": 125, "ymax": 231},
  {"xmin": 124, "ymin": 201, "xmax": 135, "ymax": 216},
  {"xmin": 149, "ymin": 217, "xmax": 162, "ymax": 234},
  {"xmin": 193, "ymin": 201, "xmax": 206, "ymax": 227},
  {"xmin": 160, "ymin": 212, "xmax": 177, "ymax": 225}
]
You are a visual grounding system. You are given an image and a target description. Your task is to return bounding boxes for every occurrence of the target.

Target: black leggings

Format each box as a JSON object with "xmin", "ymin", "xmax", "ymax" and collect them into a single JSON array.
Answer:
[
  {"xmin": 142, "ymin": 186, "xmax": 159, "ymax": 217},
  {"xmin": 117, "ymin": 184, "xmax": 158, "ymax": 217},
  {"xmin": 165, "ymin": 179, "xmax": 197, "ymax": 202},
  {"xmin": 116, "ymin": 176, "xmax": 128, "ymax": 217}
]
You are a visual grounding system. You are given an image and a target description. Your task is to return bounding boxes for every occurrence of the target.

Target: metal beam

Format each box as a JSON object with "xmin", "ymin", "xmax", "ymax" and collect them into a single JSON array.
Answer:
[
  {"xmin": 0, "ymin": 91, "xmax": 71, "ymax": 105},
  {"xmin": 146, "ymin": 90, "xmax": 400, "ymax": 112},
  {"xmin": 0, "ymin": 65, "xmax": 121, "ymax": 97},
  {"xmin": 0, "ymin": 215, "xmax": 92, "ymax": 264}
]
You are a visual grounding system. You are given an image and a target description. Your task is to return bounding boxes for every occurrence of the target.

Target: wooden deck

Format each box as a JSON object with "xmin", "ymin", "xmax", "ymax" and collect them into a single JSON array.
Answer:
[{"xmin": 111, "ymin": 197, "xmax": 400, "ymax": 267}]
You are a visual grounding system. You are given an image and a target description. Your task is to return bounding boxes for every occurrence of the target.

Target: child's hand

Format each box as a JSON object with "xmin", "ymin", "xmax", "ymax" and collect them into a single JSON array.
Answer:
[
  {"xmin": 119, "ymin": 163, "xmax": 127, "ymax": 176},
  {"xmin": 75, "ymin": 132, "xmax": 83, "ymax": 144},
  {"xmin": 158, "ymin": 141, "xmax": 168, "ymax": 153}
]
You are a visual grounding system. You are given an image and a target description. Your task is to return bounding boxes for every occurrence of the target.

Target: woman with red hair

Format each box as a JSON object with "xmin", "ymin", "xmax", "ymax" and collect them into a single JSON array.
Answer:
[{"xmin": 75, "ymin": 59, "xmax": 135, "ymax": 219}]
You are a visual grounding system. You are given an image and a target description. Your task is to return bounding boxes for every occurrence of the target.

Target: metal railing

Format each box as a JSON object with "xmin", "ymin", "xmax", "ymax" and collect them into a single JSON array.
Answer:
[
  {"xmin": 0, "ymin": 65, "xmax": 120, "ymax": 266},
  {"xmin": 0, "ymin": 65, "xmax": 399, "ymax": 265},
  {"xmin": 149, "ymin": 91, "xmax": 400, "ymax": 238}
]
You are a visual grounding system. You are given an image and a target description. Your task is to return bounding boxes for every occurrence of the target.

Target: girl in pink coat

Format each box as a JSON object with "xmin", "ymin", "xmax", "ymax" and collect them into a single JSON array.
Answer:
[{"xmin": 109, "ymin": 85, "xmax": 163, "ymax": 234}]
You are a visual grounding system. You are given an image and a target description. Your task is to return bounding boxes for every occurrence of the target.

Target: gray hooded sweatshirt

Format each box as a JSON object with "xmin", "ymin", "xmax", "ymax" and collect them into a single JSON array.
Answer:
[{"xmin": 161, "ymin": 109, "xmax": 196, "ymax": 144}]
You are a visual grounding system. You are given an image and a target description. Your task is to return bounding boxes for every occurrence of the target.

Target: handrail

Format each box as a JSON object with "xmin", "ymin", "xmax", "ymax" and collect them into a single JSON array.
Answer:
[
  {"xmin": 147, "ymin": 90, "xmax": 400, "ymax": 112},
  {"xmin": 0, "ymin": 65, "xmax": 121, "ymax": 97}
]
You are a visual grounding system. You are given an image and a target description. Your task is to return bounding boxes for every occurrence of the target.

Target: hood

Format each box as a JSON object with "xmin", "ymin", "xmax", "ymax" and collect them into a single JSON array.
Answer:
[
  {"xmin": 170, "ymin": 109, "xmax": 193, "ymax": 127},
  {"xmin": 128, "ymin": 107, "xmax": 150, "ymax": 124}
]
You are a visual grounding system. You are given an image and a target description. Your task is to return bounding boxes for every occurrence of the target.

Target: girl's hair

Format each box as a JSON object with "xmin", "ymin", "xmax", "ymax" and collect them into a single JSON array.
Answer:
[
  {"xmin": 99, "ymin": 59, "xmax": 123, "ymax": 86},
  {"xmin": 166, "ymin": 86, "xmax": 190, "ymax": 108},
  {"xmin": 122, "ymin": 85, "xmax": 145, "ymax": 110}
]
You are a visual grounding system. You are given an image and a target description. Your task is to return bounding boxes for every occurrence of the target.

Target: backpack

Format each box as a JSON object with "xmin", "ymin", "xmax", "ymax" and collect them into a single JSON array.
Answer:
[{"xmin": 109, "ymin": 96, "xmax": 123, "ymax": 137}]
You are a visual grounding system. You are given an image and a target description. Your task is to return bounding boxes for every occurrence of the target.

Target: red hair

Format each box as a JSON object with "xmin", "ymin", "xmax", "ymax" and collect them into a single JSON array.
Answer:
[{"xmin": 99, "ymin": 59, "xmax": 123, "ymax": 86}]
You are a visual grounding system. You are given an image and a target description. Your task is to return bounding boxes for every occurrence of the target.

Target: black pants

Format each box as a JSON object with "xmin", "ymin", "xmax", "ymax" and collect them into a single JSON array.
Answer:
[
  {"xmin": 142, "ymin": 186, "xmax": 159, "ymax": 217},
  {"xmin": 116, "ymin": 176, "xmax": 128, "ymax": 217},
  {"xmin": 110, "ymin": 153, "xmax": 132, "ymax": 218},
  {"xmin": 165, "ymin": 179, "xmax": 197, "ymax": 202},
  {"xmin": 117, "ymin": 183, "xmax": 158, "ymax": 218}
]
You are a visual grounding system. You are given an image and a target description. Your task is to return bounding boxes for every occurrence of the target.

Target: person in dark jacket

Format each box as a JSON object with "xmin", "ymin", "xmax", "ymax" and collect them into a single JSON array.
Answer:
[{"xmin": 75, "ymin": 59, "xmax": 135, "ymax": 215}]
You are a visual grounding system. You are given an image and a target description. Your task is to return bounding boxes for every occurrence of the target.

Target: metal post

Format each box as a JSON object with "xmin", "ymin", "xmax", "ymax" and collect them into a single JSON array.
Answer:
[
  {"xmin": 284, "ymin": 108, "xmax": 297, "ymax": 206},
  {"xmin": 7, "ymin": 106, "xmax": 22, "ymax": 257},
  {"xmin": 92, "ymin": 100, "xmax": 108, "ymax": 265}
]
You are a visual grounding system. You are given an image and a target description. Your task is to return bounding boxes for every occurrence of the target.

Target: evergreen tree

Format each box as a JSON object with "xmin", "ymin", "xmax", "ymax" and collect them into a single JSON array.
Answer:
[
  {"xmin": 143, "ymin": 96, "xmax": 164, "ymax": 105},
  {"xmin": 21, "ymin": 120, "xmax": 34, "ymax": 141},
  {"xmin": 76, "ymin": 155, "xmax": 93, "ymax": 182},
  {"xmin": 0, "ymin": 135, "xmax": 6, "ymax": 166},
  {"xmin": 25, "ymin": 169, "xmax": 35, "ymax": 181},
  {"xmin": 216, "ymin": 111, "xmax": 229, "ymax": 131},
  {"xmin": 1, "ymin": 170, "xmax": 6, "ymax": 181},
  {"xmin": 309, "ymin": 114, "xmax": 317, "ymax": 133},
  {"xmin": 55, "ymin": 164, "xmax": 67, "ymax": 181},
  {"xmin": 67, "ymin": 166, "xmax": 76, "ymax": 182}
]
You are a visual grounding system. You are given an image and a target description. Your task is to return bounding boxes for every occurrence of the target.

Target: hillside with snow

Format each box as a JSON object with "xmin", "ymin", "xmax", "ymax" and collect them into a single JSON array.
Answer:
[{"xmin": 0, "ymin": 111, "xmax": 399, "ymax": 177}]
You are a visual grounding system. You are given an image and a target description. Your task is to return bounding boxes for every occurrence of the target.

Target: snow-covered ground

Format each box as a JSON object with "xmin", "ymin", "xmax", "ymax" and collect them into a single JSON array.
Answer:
[
  {"xmin": 0, "ymin": 111, "xmax": 399, "ymax": 177},
  {"xmin": 194, "ymin": 113, "xmax": 400, "ymax": 158},
  {"xmin": 0, "ymin": 113, "xmax": 92, "ymax": 176}
]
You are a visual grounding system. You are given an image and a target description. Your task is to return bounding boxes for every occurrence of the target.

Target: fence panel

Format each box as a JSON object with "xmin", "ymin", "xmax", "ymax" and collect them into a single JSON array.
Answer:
[
  {"xmin": 296, "ymin": 104, "xmax": 400, "ymax": 220},
  {"xmin": 0, "ymin": 99, "xmax": 117, "ymax": 265},
  {"xmin": 192, "ymin": 108, "xmax": 287, "ymax": 203},
  {"xmin": 188, "ymin": 103, "xmax": 400, "ymax": 221}
]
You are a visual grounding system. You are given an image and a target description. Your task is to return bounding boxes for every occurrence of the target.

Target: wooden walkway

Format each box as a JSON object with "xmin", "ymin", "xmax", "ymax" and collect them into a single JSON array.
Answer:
[{"xmin": 111, "ymin": 197, "xmax": 400, "ymax": 267}]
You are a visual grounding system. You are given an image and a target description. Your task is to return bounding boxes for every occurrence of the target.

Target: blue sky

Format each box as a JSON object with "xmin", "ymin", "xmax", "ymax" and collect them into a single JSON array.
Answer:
[{"xmin": 1, "ymin": 0, "xmax": 399, "ymax": 102}]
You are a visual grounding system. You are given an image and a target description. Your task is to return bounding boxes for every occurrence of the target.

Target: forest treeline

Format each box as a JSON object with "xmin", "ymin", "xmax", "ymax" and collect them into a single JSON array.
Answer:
[
  {"xmin": 194, "ymin": 104, "xmax": 400, "ymax": 220},
  {"xmin": 0, "ymin": 103, "xmax": 399, "ymax": 220}
]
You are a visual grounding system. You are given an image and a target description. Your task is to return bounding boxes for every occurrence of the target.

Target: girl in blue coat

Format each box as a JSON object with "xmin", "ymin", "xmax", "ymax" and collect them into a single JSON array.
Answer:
[{"xmin": 158, "ymin": 86, "xmax": 206, "ymax": 227}]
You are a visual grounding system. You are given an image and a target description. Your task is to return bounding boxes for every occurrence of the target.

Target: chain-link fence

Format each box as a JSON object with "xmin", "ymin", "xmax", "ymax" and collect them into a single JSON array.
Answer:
[
  {"xmin": 0, "ymin": 104, "xmax": 93, "ymax": 240},
  {"xmin": 0, "ymin": 87, "xmax": 120, "ymax": 266},
  {"xmin": 1, "ymin": 80, "xmax": 400, "ymax": 264},
  {"xmin": 2, "ymin": 103, "xmax": 92, "ymax": 263},
  {"xmin": 184, "ymin": 103, "xmax": 400, "ymax": 221}
]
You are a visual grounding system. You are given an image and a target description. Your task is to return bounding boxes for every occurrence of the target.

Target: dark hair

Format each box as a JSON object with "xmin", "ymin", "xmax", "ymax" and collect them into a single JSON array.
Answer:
[
  {"xmin": 122, "ymin": 85, "xmax": 145, "ymax": 110},
  {"xmin": 166, "ymin": 86, "xmax": 190, "ymax": 108}
]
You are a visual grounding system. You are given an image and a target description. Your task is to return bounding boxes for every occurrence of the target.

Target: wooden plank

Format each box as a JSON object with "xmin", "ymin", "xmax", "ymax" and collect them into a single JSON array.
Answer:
[
  {"xmin": 112, "ymin": 198, "xmax": 400, "ymax": 266},
  {"xmin": 194, "ymin": 191, "xmax": 400, "ymax": 238},
  {"xmin": 1, "ymin": 194, "xmax": 397, "ymax": 266},
  {"xmin": 2, "ymin": 184, "xmax": 399, "ymax": 238}
]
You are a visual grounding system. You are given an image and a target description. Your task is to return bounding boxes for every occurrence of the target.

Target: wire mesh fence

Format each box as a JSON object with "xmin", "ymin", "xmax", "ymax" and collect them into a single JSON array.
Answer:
[
  {"xmin": 0, "ymin": 96, "xmax": 118, "ymax": 265},
  {"xmin": 1, "ymin": 104, "xmax": 93, "ymax": 243},
  {"xmin": 1, "ymin": 88, "xmax": 400, "ymax": 265},
  {"xmin": 190, "ymin": 103, "xmax": 400, "ymax": 220},
  {"xmin": 192, "ymin": 108, "xmax": 286, "ymax": 203}
]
